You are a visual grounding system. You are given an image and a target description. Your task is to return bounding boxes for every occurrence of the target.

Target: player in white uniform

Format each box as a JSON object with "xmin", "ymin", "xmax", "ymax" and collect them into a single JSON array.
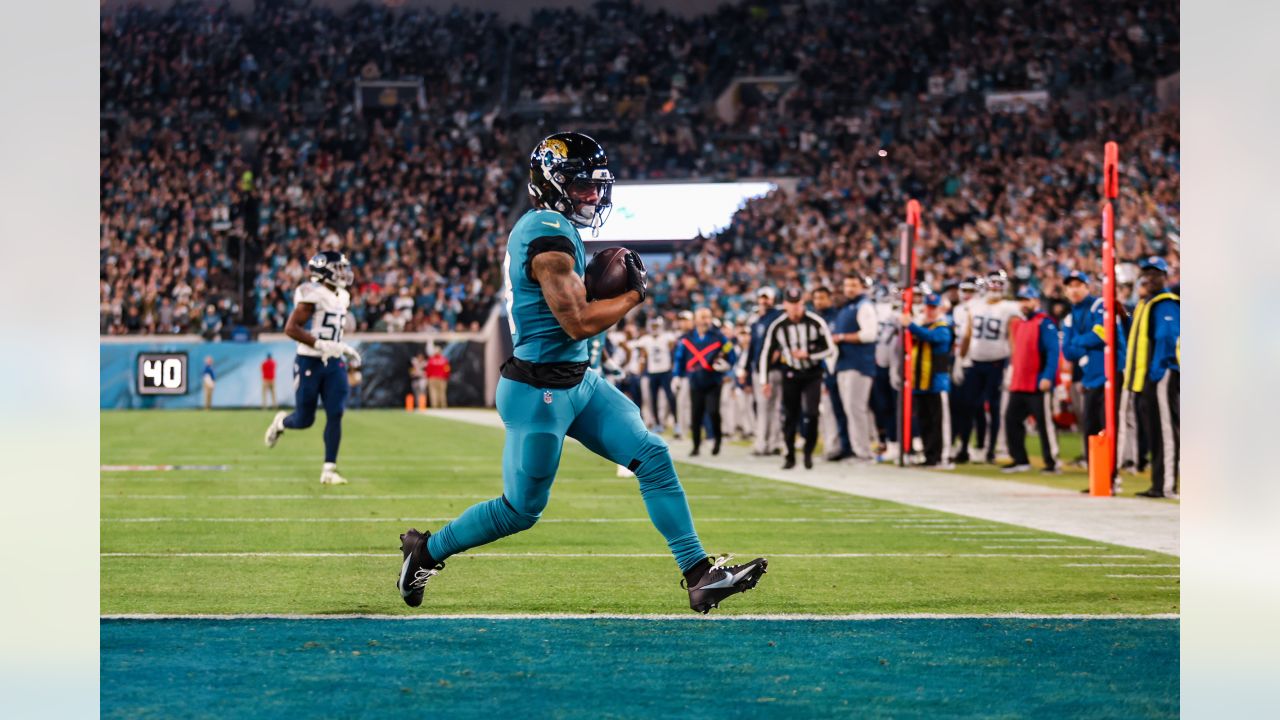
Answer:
[
  {"xmin": 959, "ymin": 271, "xmax": 1020, "ymax": 463},
  {"xmin": 635, "ymin": 318, "xmax": 678, "ymax": 434},
  {"xmin": 948, "ymin": 277, "xmax": 981, "ymax": 462},
  {"xmin": 619, "ymin": 323, "xmax": 646, "ymax": 408},
  {"xmin": 673, "ymin": 310, "xmax": 695, "ymax": 439},
  {"xmin": 870, "ymin": 286, "xmax": 902, "ymax": 459},
  {"xmin": 264, "ymin": 251, "xmax": 362, "ymax": 485}
]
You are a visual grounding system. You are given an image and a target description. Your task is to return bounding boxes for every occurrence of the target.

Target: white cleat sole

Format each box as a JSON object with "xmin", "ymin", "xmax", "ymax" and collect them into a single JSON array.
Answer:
[{"xmin": 264, "ymin": 411, "xmax": 287, "ymax": 448}]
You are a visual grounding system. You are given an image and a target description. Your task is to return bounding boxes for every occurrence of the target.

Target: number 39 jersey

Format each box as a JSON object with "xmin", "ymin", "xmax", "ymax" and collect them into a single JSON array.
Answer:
[
  {"xmin": 967, "ymin": 300, "xmax": 1020, "ymax": 362},
  {"xmin": 294, "ymin": 281, "xmax": 350, "ymax": 358}
]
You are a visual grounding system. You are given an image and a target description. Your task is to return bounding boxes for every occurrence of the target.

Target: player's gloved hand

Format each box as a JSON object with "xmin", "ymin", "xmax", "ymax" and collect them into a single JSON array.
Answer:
[
  {"xmin": 314, "ymin": 339, "xmax": 343, "ymax": 361},
  {"xmin": 712, "ymin": 358, "xmax": 731, "ymax": 372},
  {"xmin": 338, "ymin": 342, "xmax": 362, "ymax": 367},
  {"xmin": 951, "ymin": 363, "xmax": 965, "ymax": 385},
  {"xmin": 623, "ymin": 251, "xmax": 648, "ymax": 302}
]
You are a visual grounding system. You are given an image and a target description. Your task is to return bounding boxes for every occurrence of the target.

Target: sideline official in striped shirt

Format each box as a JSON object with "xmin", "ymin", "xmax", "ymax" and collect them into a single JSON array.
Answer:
[{"xmin": 759, "ymin": 287, "xmax": 837, "ymax": 470}]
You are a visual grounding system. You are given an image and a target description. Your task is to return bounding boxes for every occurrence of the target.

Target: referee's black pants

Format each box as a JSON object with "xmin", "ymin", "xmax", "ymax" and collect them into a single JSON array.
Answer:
[
  {"xmin": 1139, "ymin": 371, "xmax": 1180, "ymax": 496},
  {"xmin": 781, "ymin": 369, "xmax": 823, "ymax": 459},
  {"xmin": 1005, "ymin": 390, "xmax": 1059, "ymax": 470},
  {"xmin": 688, "ymin": 380, "xmax": 723, "ymax": 453}
]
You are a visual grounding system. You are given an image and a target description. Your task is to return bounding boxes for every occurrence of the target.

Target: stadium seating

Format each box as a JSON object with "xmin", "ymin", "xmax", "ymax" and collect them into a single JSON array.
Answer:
[{"xmin": 100, "ymin": 0, "xmax": 1179, "ymax": 336}]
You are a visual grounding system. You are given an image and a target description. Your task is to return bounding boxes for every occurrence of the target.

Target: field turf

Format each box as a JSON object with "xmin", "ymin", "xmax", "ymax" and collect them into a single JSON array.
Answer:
[
  {"xmin": 101, "ymin": 410, "xmax": 1179, "ymax": 717},
  {"xmin": 101, "ymin": 410, "xmax": 1177, "ymax": 616}
]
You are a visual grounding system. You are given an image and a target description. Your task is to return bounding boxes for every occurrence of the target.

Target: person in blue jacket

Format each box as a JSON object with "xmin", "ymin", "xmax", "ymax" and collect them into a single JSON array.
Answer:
[
  {"xmin": 673, "ymin": 307, "xmax": 738, "ymax": 456},
  {"xmin": 1062, "ymin": 271, "xmax": 1127, "ymax": 488},
  {"xmin": 901, "ymin": 293, "xmax": 953, "ymax": 467},
  {"xmin": 1128, "ymin": 257, "xmax": 1180, "ymax": 498}
]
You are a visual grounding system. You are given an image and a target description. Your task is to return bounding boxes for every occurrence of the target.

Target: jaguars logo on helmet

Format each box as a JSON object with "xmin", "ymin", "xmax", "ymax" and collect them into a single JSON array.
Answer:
[
  {"xmin": 528, "ymin": 132, "xmax": 614, "ymax": 233},
  {"xmin": 309, "ymin": 250, "xmax": 353, "ymax": 289}
]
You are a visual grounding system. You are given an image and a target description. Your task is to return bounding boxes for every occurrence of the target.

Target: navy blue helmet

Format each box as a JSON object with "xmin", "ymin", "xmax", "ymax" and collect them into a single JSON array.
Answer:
[{"xmin": 308, "ymin": 251, "xmax": 353, "ymax": 289}]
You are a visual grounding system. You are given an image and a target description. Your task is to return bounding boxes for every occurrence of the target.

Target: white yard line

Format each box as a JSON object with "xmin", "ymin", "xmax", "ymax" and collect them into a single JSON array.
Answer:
[
  {"xmin": 101, "ymin": 612, "xmax": 1179, "ymax": 621},
  {"xmin": 103, "ymin": 517, "xmax": 943, "ymax": 524},
  {"xmin": 101, "ymin": 551, "xmax": 1150, "ymax": 559},
  {"xmin": 921, "ymin": 527, "xmax": 1029, "ymax": 532},
  {"xmin": 1105, "ymin": 574, "xmax": 1181, "ymax": 579},
  {"xmin": 958, "ymin": 538, "xmax": 1064, "ymax": 543},
  {"xmin": 983, "ymin": 545, "xmax": 1101, "ymax": 550},
  {"xmin": 1062, "ymin": 563, "xmax": 1179, "ymax": 568}
]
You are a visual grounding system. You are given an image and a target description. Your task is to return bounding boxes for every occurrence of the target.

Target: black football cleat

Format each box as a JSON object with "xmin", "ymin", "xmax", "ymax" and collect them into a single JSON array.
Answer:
[
  {"xmin": 684, "ymin": 555, "xmax": 768, "ymax": 614},
  {"xmin": 397, "ymin": 528, "xmax": 445, "ymax": 608}
]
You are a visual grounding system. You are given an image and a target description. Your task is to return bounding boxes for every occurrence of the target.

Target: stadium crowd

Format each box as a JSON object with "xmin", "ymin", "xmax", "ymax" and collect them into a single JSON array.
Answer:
[{"xmin": 100, "ymin": 0, "xmax": 1178, "ymax": 337}]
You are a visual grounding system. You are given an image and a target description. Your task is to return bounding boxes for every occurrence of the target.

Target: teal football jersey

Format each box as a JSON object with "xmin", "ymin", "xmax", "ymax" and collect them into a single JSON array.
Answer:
[{"xmin": 503, "ymin": 209, "xmax": 588, "ymax": 363}]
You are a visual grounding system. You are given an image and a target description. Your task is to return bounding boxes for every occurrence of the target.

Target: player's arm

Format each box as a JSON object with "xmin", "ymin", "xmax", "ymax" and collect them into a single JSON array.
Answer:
[
  {"xmin": 532, "ymin": 252, "xmax": 642, "ymax": 341},
  {"xmin": 285, "ymin": 302, "xmax": 318, "ymax": 347}
]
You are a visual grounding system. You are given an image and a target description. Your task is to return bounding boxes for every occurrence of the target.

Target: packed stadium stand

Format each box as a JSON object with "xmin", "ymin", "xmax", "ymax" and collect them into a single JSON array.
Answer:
[{"xmin": 100, "ymin": 0, "xmax": 1179, "ymax": 336}]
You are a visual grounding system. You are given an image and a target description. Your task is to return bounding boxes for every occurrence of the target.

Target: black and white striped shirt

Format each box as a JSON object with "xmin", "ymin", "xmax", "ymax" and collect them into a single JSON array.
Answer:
[{"xmin": 758, "ymin": 310, "xmax": 837, "ymax": 383}]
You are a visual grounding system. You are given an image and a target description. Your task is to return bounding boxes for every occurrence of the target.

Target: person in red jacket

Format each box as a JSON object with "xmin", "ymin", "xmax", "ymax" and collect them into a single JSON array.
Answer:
[
  {"xmin": 426, "ymin": 344, "xmax": 451, "ymax": 408},
  {"xmin": 261, "ymin": 353, "xmax": 277, "ymax": 409},
  {"xmin": 1002, "ymin": 287, "xmax": 1062, "ymax": 474}
]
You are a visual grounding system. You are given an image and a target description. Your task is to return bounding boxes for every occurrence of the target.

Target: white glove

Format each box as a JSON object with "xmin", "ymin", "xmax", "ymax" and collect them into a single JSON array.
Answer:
[
  {"xmin": 338, "ymin": 342, "xmax": 362, "ymax": 367},
  {"xmin": 314, "ymin": 339, "xmax": 343, "ymax": 361},
  {"xmin": 951, "ymin": 363, "xmax": 965, "ymax": 386}
]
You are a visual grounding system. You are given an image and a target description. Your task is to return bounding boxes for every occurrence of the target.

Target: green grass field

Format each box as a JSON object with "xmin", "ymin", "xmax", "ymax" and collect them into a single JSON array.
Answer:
[{"xmin": 101, "ymin": 410, "xmax": 1178, "ymax": 616}]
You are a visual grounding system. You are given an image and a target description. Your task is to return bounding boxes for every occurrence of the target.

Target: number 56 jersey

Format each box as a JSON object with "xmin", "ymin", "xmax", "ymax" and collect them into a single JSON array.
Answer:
[{"xmin": 294, "ymin": 281, "xmax": 350, "ymax": 358}]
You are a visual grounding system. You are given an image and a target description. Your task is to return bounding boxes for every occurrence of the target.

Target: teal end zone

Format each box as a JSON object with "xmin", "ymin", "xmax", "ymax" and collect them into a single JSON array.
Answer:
[{"xmin": 102, "ymin": 618, "xmax": 1178, "ymax": 719}]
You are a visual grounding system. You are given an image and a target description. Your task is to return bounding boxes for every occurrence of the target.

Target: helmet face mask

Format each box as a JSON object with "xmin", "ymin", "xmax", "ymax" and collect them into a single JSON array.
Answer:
[{"xmin": 529, "ymin": 132, "xmax": 615, "ymax": 232}]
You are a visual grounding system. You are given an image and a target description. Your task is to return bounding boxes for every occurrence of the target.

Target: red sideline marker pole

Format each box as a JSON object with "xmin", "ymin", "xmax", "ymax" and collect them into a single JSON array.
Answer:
[
  {"xmin": 899, "ymin": 200, "xmax": 921, "ymax": 466},
  {"xmin": 1094, "ymin": 142, "xmax": 1120, "ymax": 495}
]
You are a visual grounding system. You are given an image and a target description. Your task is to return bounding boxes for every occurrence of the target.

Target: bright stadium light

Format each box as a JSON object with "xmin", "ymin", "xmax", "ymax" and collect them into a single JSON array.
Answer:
[{"xmin": 590, "ymin": 181, "xmax": 777, "ymax": 244}]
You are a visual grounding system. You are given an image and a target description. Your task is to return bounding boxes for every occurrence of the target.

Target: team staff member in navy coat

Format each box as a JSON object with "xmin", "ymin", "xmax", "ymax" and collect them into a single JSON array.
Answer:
[
  {"xmin": 831, "ymin": 274, "xmax": 879, "ymax": 461},
  {"xmin": 1062, "ymin": 271, "xmax": 1127, "ymax": 489},
  {"xmin": 674, "ymin": 308, "xmax": 738, "ymax": 457}
]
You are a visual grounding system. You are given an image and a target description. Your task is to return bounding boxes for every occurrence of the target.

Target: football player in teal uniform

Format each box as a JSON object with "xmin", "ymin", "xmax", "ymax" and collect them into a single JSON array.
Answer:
[{"xmin": 397, "ymin": 133, "xmax": 767, "ymax": 613}]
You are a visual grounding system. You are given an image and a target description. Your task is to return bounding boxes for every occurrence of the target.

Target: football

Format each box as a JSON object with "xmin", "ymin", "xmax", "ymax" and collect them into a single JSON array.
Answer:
[{"xmin": 584, "ymin": 246, "xmax": 632, "ymax": 300}]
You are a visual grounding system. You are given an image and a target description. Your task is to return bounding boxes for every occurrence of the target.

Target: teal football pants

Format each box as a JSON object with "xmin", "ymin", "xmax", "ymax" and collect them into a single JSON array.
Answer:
[{"xmin": 428, "ymin": 371, "xmax": 707, "ymax": 572}]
